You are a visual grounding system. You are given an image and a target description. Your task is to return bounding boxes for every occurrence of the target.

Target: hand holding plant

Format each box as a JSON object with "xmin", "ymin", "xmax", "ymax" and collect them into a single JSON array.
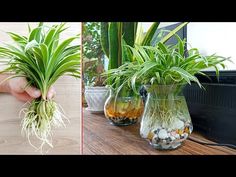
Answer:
[
  {"xmin": 0, "ymin": 74, "xmax": 55, "ymax": 101},
  {"xmin": 0, "ymin": 23, "xmax": 80, "ymax": 152}
]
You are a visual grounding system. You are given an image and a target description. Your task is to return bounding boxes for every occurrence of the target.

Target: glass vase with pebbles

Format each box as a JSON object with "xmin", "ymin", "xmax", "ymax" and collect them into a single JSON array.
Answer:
[
  {"xmin": 140, "ymin": 84, "xmax": 193, "ymax": 150},
  {"xmin": 104, "ymin": 88, "xmax": 144, "ymax": 126}
]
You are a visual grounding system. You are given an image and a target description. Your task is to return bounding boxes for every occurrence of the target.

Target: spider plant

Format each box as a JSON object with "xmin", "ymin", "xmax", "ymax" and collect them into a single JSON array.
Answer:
[
  {"xmin": 0, "ymin": 23, "xmax": 80, "ymax": 152},
  {"xmin": 129, "ymin": 33, "xmax": 229, "ymax": 92},
  {"xmin": 128, "ymin": 33, "xmax": 230, "ymax": 126},
  {"xmin": 103, "ymin": 23, "xmax": 189, "ymax": 98},
  {"xmin": 103, "ymin": 62, "xmax": 141, "ymax": 102},
  {"xmin": 103, "ymin": 23, "xmax": 189, "ymax": 126}
]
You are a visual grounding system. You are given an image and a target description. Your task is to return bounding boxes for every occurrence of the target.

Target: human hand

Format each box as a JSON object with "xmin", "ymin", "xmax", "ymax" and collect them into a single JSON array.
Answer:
[{"xmin": 7, "ymin": 77, "xmax": 56, "ymax": 102}]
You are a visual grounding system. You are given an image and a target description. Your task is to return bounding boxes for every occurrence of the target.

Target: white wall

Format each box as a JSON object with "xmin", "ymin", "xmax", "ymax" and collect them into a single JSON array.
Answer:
[{"xmin": 187, "ymin": 22, "xmax": 235, "ymax": 70}]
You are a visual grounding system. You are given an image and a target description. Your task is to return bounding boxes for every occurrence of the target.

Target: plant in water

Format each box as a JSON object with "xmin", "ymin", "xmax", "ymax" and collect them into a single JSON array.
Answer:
[
  {"xmin": 125, "ymin": 33, "xmax": 230, "ymax": 149},
  {"xmin": 101, "ymin": 23, "xmax": 188, "ymax": 126},
  {"xmin": 102, "ymin": 62, "xmax": 144, "ymax": 125},
  {"xmin": 0, "ymin": 23, "xmax": 80, "ymax": 152},
  {"xmin": 100, "ymin": 22, "xmax": 140, "ymax": 125},
  {"xmin": 129, "ymin": 33, "xmax": 230, "ymax": 123}
]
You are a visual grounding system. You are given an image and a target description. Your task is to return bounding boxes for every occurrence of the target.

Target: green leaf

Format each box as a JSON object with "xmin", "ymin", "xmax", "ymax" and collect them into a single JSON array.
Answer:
[
  {"xmin": 135, "ymin": 23, "xmax": 145, "ymax": 45},
  {"xmin": 175, "ymin": 34, "xmax": 184, "ymax": 56},
  {"xmin": 155, "ymin": 72, "xmax": 161, "ymax": 83},
  {"xmin": 122, "ymin": 22, "xmax": 138, "ymax": 47},
  {"xmin": 141, "ymin": 22, "xmax": 160, "ymax": 46},
  {"xmin": 100, "ymin": 22, "xmax": 109, "ymax": 58},
  {"xmin": 160, "ymin": 22, "xmax": 188, "ymax": 44},
  {"xmin": 39, "ymin": 43, "xmax": 48, "ymax": 70},
  {"xmin": 135, "ymin": 45, "xmax": 151, "ymax": 61},
  {"xmin": 126, "ymin": 45, "xmax": 144, "ymax": 64},
  {"xmin": 27, "ymin": 23, "xmax": 31, "ymax": 33},
  {"xmin": 7, "ymin": 32, "xmax": 27, "ymax": 46},
  {"xmin": 44, "ymin": 27, "xmax": 56, "ymax": 46},
  {"xmin": 122, "ymin": 37, "xmax": 133, "ymax": 63},
  {"xmin": 46, "ymin": 37, "xmax": 77, "ymax": 79},
  {"xmin": 170, "ymin": 66, "xmax": 201, "ymax": 87},
  {"xmin": 157, "ymin": 42, "xmax": 168, "ymax": 53},
  {"xmin": 214, "ymin": 65, "xmax": 219, "ymax": 82},
  {"xmin": 108, "ymin": 22, "xmax": 120, "ymax": 69}
]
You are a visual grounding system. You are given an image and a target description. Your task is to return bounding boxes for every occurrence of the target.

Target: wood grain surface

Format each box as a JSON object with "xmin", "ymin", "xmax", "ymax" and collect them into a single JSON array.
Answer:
[
  {"xmin": 83, "ymin": 109, "xmax": 236, "ymax": 155},
  {"xmin": 0, "ymin": 76, "xmax": 81, "ymax": 154}
]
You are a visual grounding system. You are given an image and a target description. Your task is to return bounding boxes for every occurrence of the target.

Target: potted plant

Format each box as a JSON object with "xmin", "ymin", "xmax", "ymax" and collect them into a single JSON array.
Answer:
[
  {"xmin": 128, "ymin": 33, "xmax": 229, "ymax": 150},
  {"xmin": 101, "ymin": 22, "xmax": 188, "ymax": 126},
  {"xmin": 83, "ymin": 22, "xmax": 109, "ymax": 113}
]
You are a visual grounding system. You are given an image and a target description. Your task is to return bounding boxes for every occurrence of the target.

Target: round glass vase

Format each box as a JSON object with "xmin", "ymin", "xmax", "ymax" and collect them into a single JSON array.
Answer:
[
  {"xmin": 104, "ymin": 88, "xmax": 144, "ymax": 126},
  {"xmin": 140, "ymin": 84, "xmax": 193, "ymax": 150}
]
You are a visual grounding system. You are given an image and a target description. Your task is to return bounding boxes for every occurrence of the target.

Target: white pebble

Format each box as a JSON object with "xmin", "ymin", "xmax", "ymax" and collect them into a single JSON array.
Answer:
[{"xmin": 158, "ymin": 129, "xmax": 168, "ymax": 139}]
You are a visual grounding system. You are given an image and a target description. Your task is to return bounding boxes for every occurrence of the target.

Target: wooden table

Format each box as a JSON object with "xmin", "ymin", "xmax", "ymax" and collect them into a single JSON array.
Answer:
[
  {"xmin": 0, "ymin": 76, "xmax": 81, "ymax": 154},
  {"xmin": 83, "ymin": 109, "xmax": 236, "ymax": 155}
]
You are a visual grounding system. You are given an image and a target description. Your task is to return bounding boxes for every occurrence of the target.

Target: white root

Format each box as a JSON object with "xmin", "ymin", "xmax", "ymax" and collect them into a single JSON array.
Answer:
[{"xmin": 20, "ymin": 100, "xmax": 69, "ymax": 154}]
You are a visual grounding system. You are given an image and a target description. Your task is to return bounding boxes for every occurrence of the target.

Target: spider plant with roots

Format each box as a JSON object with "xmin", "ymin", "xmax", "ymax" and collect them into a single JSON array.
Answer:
[
  {"xmin": 105, "ymin": 32, "xmax": 231, "ymax": 125},
  {"xmin": 0, "ymin": 23, "xmax": 80, "ymax": 152},
  {"xmin": 128, "ymin": 33, "xmax": 231, "ymax": 127}
]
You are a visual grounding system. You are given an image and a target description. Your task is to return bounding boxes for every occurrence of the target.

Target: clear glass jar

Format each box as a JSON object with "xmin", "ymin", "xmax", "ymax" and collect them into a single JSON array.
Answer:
[
  {"xmin": 104, "ymin": 88, "xmax": 144, "ymax": 126},
  {"xmin": 140, "ymin": 84, "xmax": 193, "ymax": 150}
]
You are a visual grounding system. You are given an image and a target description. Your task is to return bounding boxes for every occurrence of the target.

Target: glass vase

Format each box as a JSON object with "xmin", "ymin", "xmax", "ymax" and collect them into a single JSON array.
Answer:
[
  {"xmin": 104, "ymin": 88, "xmax": 144, "ymax": 126},
  {"xmin": 140, "ymin": 84, "xmax": 193, "ymax": 150}
]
